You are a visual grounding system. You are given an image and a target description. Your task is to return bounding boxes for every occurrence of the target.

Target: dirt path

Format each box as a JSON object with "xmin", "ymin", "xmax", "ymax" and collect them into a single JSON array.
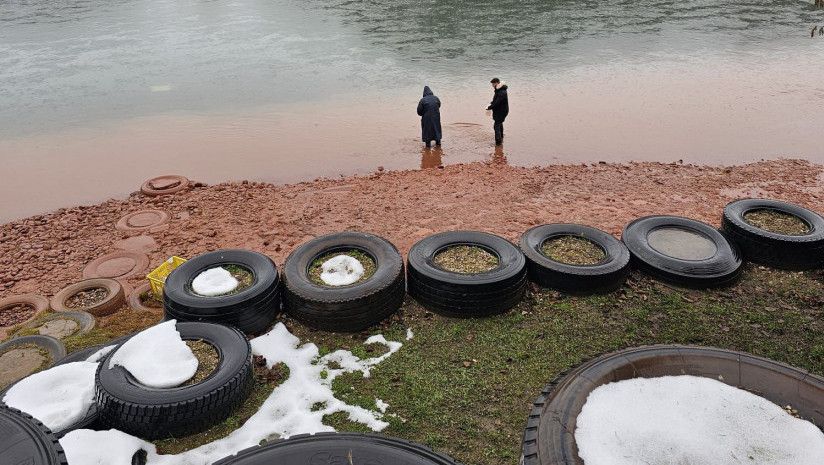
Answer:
[{"xmin": 1, "ymin": 158, "xmax": 822, "ymax": 300}]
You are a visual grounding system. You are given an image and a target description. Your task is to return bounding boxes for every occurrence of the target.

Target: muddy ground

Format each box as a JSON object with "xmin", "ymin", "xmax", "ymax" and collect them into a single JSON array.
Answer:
[{"xmin": 1, "ymin": 158, "xmax": 822, "ymax": 302}]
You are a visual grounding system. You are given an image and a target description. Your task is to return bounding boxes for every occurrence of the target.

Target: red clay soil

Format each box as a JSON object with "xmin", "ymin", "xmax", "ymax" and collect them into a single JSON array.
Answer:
[{"xmin": 1, "ymin": 159, "xmax": 823, "ymax": 301}]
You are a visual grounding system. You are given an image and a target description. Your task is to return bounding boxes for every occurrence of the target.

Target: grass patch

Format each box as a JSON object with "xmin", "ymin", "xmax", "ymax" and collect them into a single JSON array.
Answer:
[
  {"xmin": 309, "ymin": 250, "xmax": 376, "ymax": 286},
  {"xmin": 285, "ymin": 264, "xmax": 824, "ymax": 465},
  {"xmin": 743, "ymin": 209, "xmax": 810, "ymax": 235},
  {"xmin": 153, "ymin": 357, "xmax": 289, "ymax": 455},
  {"xmin": 85, "ymin": 264, "xmax": 824, "ymax": 465},
  {"xmin": 139, "ymin": 290, "xmax": 163, "ymax": 309},
  {"xmin": 433, "ymin": 245, "xmax": 499, "ymax": 274},
  {"xmin": 61, "ymin": 306, "xmax": 163, "ymax": 354},
  {"xmin": 0, "ymin": 344, "xmax": 52, "ymax": 389},
  {"xmin": 541, "ymin": 236, "xmax": 605, "ymax": 265}
]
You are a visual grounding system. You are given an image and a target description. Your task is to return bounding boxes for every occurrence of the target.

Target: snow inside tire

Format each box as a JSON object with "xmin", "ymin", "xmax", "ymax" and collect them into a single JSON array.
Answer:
[
  {"xmin": 95, "ymin": 321, "xmax": 254, "ymax": 440},
  {"xmin": 163, "ymin": 249, "xmax": 281, "ymax": 335},
  {"xmin": 521, "ymin": 345, "xmax": 824, "ymax": 465},
  {"xmin": 282, "ymin": 232, "xmax": 406, "ymax": 332}
]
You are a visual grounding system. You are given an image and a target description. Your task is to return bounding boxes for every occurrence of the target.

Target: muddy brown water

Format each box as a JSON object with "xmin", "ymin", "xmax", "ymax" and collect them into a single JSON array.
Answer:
[{"xmin": 2, "ymin": 0, "xmax": 823, "ymax": 224}]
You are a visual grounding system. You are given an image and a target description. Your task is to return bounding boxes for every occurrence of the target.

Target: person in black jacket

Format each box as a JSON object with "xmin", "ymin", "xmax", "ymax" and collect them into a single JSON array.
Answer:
[
  {"xmin": 486, "ymin": 78, "xmax": 509, "ymax": 145},
  {"xmin": 417, "ymin": 86, "xmax": 442, "ymax": 148}
]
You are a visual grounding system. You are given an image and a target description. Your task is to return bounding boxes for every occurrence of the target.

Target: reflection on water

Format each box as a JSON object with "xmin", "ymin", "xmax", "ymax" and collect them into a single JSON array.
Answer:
[
  {"xmin": 421, "ymin": 146, "xmax": 443, "ymax": 169},
  {"xmin": 492, "ymin": 145, "xmax": 507, "ymax": 166},
  {"xmin": 1, "ymin": 0, "xmax": 823, "ymax": 222}
]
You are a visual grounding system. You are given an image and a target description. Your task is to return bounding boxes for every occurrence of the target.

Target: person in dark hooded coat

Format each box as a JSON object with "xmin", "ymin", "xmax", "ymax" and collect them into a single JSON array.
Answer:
[{"xmin": 417, "ymin": 86, "xmax": 442, "ymax": 148}]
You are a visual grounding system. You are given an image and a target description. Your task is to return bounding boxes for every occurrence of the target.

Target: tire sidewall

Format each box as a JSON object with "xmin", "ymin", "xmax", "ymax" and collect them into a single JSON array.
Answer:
[
  {"xmin": 723, "ymin": 198, "xmax": 824, "ymax": 243},
  {"xmin": 622, "ymin": 215, "xmax": 741, "ymax": 282},
  {"xmin": 407, "ymin": 231, "xmax": 525, "ymax": 287},
  {"xmin": 520, "ymin": 224, "xmax": 629, "ymax": 276},
  {"xmin": 163, "ymin": 250, "xmax": 278, "ymax": 310},
  {"xmin": 96, "ymin": 322, "xmax": 250, "ymax": 405}
]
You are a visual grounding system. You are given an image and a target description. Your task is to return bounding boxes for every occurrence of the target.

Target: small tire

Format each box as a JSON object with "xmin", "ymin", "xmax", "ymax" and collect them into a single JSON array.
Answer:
[
  {"xmin": 0, "ymin": 335, "xmax": 66, "ymax": 367},
  {"xmin": 622, "ymin": 215, "xmax": 742, "ymax": 288},
  {"xmin": 0, "ymin": 294, "xmax": 50, "ymax": 339},
  {"xmin": 51, "ymin": 279, "xmax": 125, "ymax": 317},
  {"xmin": 407, "ymin": 230, "xmax": 527, "ymax": 317},
  {"xmin": 95, "ymin": 321, "xmax": 254, "ymax": 440},
  {"xmin": 128, "ymin": 283, "xmax": 163, "ymax": 313},
  {"xmin": 213, "ymin": 432, "xmax": 464, "ymax": 465},
  {"xmin": 140, "ymin": 175, "xmax": 189, "ymax": 196},
  {"xmin": 282, "ymin": 232, "xmax": 405, "ymax": 332},
  {"xmin": 521, "ymin": 345, "xmax": 824, "ymax": 465},
  {"xmin": 721, "ymin": 198, "xmax": 824, "ymax": 270},
  {"xmin": 519, "ymin": 224, "xmax": 630, "ymax": 294},
  {"xmin": 13, "ymin": 311, "xmax": 95, "ymax": 341},
  {"xmin": 0, "ymin": 406, "xmax": 68, "ymax": 464},
  {"xmin": 163, "ymin": 250, "xmax": 281, "ymax": 335}
]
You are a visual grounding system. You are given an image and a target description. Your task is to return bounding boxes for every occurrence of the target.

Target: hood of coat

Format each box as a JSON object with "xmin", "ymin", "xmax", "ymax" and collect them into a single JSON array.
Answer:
[
  {"xmin": 423, "ymin": 86, "xmax": 433, "ymax": 97},
  {"xmin": 495, "ymin": 81, "xmax": 507, "ymax": 91}
]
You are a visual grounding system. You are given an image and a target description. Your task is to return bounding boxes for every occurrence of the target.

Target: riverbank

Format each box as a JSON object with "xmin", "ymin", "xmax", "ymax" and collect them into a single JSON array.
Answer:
[
  {"xmin": 3, "ymin": 158, "xmax": 824, "ymax": 464},
  {"xmin": 1, "ymin": 157, "xmax": 822, "ymax": 299}
]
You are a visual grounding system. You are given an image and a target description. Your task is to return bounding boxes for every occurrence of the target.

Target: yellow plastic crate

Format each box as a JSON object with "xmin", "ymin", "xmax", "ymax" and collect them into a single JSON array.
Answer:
[{"xmin": 147, "ymin": 256, "xmax": 187, "ymax": 297}]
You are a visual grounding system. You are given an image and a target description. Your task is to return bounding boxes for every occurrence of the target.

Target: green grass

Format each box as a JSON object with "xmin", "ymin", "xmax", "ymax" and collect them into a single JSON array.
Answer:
[
  {"xmin": 31, "ymin": 264, "xmax": 824, "ymax": 464},
  {"xmin": 284, "ymin": 263, "xmax": 824, "ymax": 465}
]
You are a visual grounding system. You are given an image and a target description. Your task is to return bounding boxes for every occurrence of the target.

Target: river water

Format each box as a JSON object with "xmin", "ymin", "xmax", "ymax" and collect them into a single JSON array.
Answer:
[{"xmin": 1, "ymin": 0, "xmax": 823, "ymax": 222}]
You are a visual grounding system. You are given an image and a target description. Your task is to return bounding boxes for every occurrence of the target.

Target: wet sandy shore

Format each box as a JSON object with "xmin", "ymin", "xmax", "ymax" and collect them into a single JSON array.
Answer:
[{"xmin": 1, "ymin": 158, "xmax": 823, "ymax": 301}]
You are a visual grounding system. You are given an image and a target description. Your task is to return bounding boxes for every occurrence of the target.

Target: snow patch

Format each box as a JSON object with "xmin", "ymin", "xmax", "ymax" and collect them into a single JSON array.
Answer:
[
  {"xmin": 575, "ymin": 375, "xmax": 824, "ymax": 465},
  {"xmin": 86, "ymin": 344, "xmax": 116, "ymax": 363},
  {"xmin": 192, "ymin": 266, "xmax": 238, "ymax": 296},
  {"xmin": 108, "ymin": 320, "xmax": 198, "ymax": 388},
  {"xmin": 59, "ymin": 322, "xmax": 403, "ymax": 465},
  {"xmin": 62, "ymin": 429, "xmax": 156, "ymax": 465},
  {"xmin": 2, "ymin": 362, "xmax": 97, "ymax": 432},
  {"xmin": 375, "ymin": 398, "xmax": 389, "ymax": 413},
  {"xmin": 406, "ymin": 328, "xmax": 414, "ymax": 340},
  {"xmin": 320, "ymin": 254, "xmax": 364, "ymax": 286}
]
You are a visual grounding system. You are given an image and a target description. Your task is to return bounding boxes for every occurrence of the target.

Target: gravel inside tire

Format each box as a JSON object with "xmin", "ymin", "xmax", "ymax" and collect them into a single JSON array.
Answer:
[
  {"xmin": 95, "ymin": 321, "xmax": 254, "ymax": 440},
  {"xmin": 51, "ymin": 278, "xmax": 125, "ymax": 317},
  {"xmin": 521, "ymin": 345, "xmax": 824, "ymax": 465},
  {"xmin": 0, "ymin": 405, "xmax": 68, "ymax": 464},
  {"xmin": 213, "ymin": 432, "xmax": 464, "ymax": 465},
  {"xmin": 282, "ymin": 232, "xmax": 405, "ymax": 332},
  {"xmin": 163, "ymin": 250, "xmax": 281, "ymax": 335},
  {"xmin": 407, "ymin": 230, "xmax": 527, "ymax": 317},
  {"xmin": 519, "ymin": 223, "xmax": 630, "ymax": 294},
  {"xmin": 128, "ymin": 283, "xmax": 164, "ymax": 313},
  {"xmin": 621, "ymin": 215, "xmax": 742, "ymax": 288},
  {"xmin": 0, "ymin": 294, "xmax": 50, "ymax": 339},
  {"xmin": 721, "ymin": 198, "xmax": 824, "ymax": 270}
]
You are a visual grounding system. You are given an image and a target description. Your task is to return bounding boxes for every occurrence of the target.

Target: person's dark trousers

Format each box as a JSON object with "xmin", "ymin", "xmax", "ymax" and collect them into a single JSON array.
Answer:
[{"xmin": 494, "ymin": 120, "xmax": 504, "ymax": 145}]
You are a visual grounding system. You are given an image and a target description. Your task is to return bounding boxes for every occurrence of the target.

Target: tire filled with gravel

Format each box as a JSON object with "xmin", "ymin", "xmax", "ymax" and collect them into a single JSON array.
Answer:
[
  {"xmin": 407, "ymin": 230, "xmax": 527, "ymax": 317},
  {"xmin": 721, "ymin": 198, "xmax": 824, "ymax": 270}
]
